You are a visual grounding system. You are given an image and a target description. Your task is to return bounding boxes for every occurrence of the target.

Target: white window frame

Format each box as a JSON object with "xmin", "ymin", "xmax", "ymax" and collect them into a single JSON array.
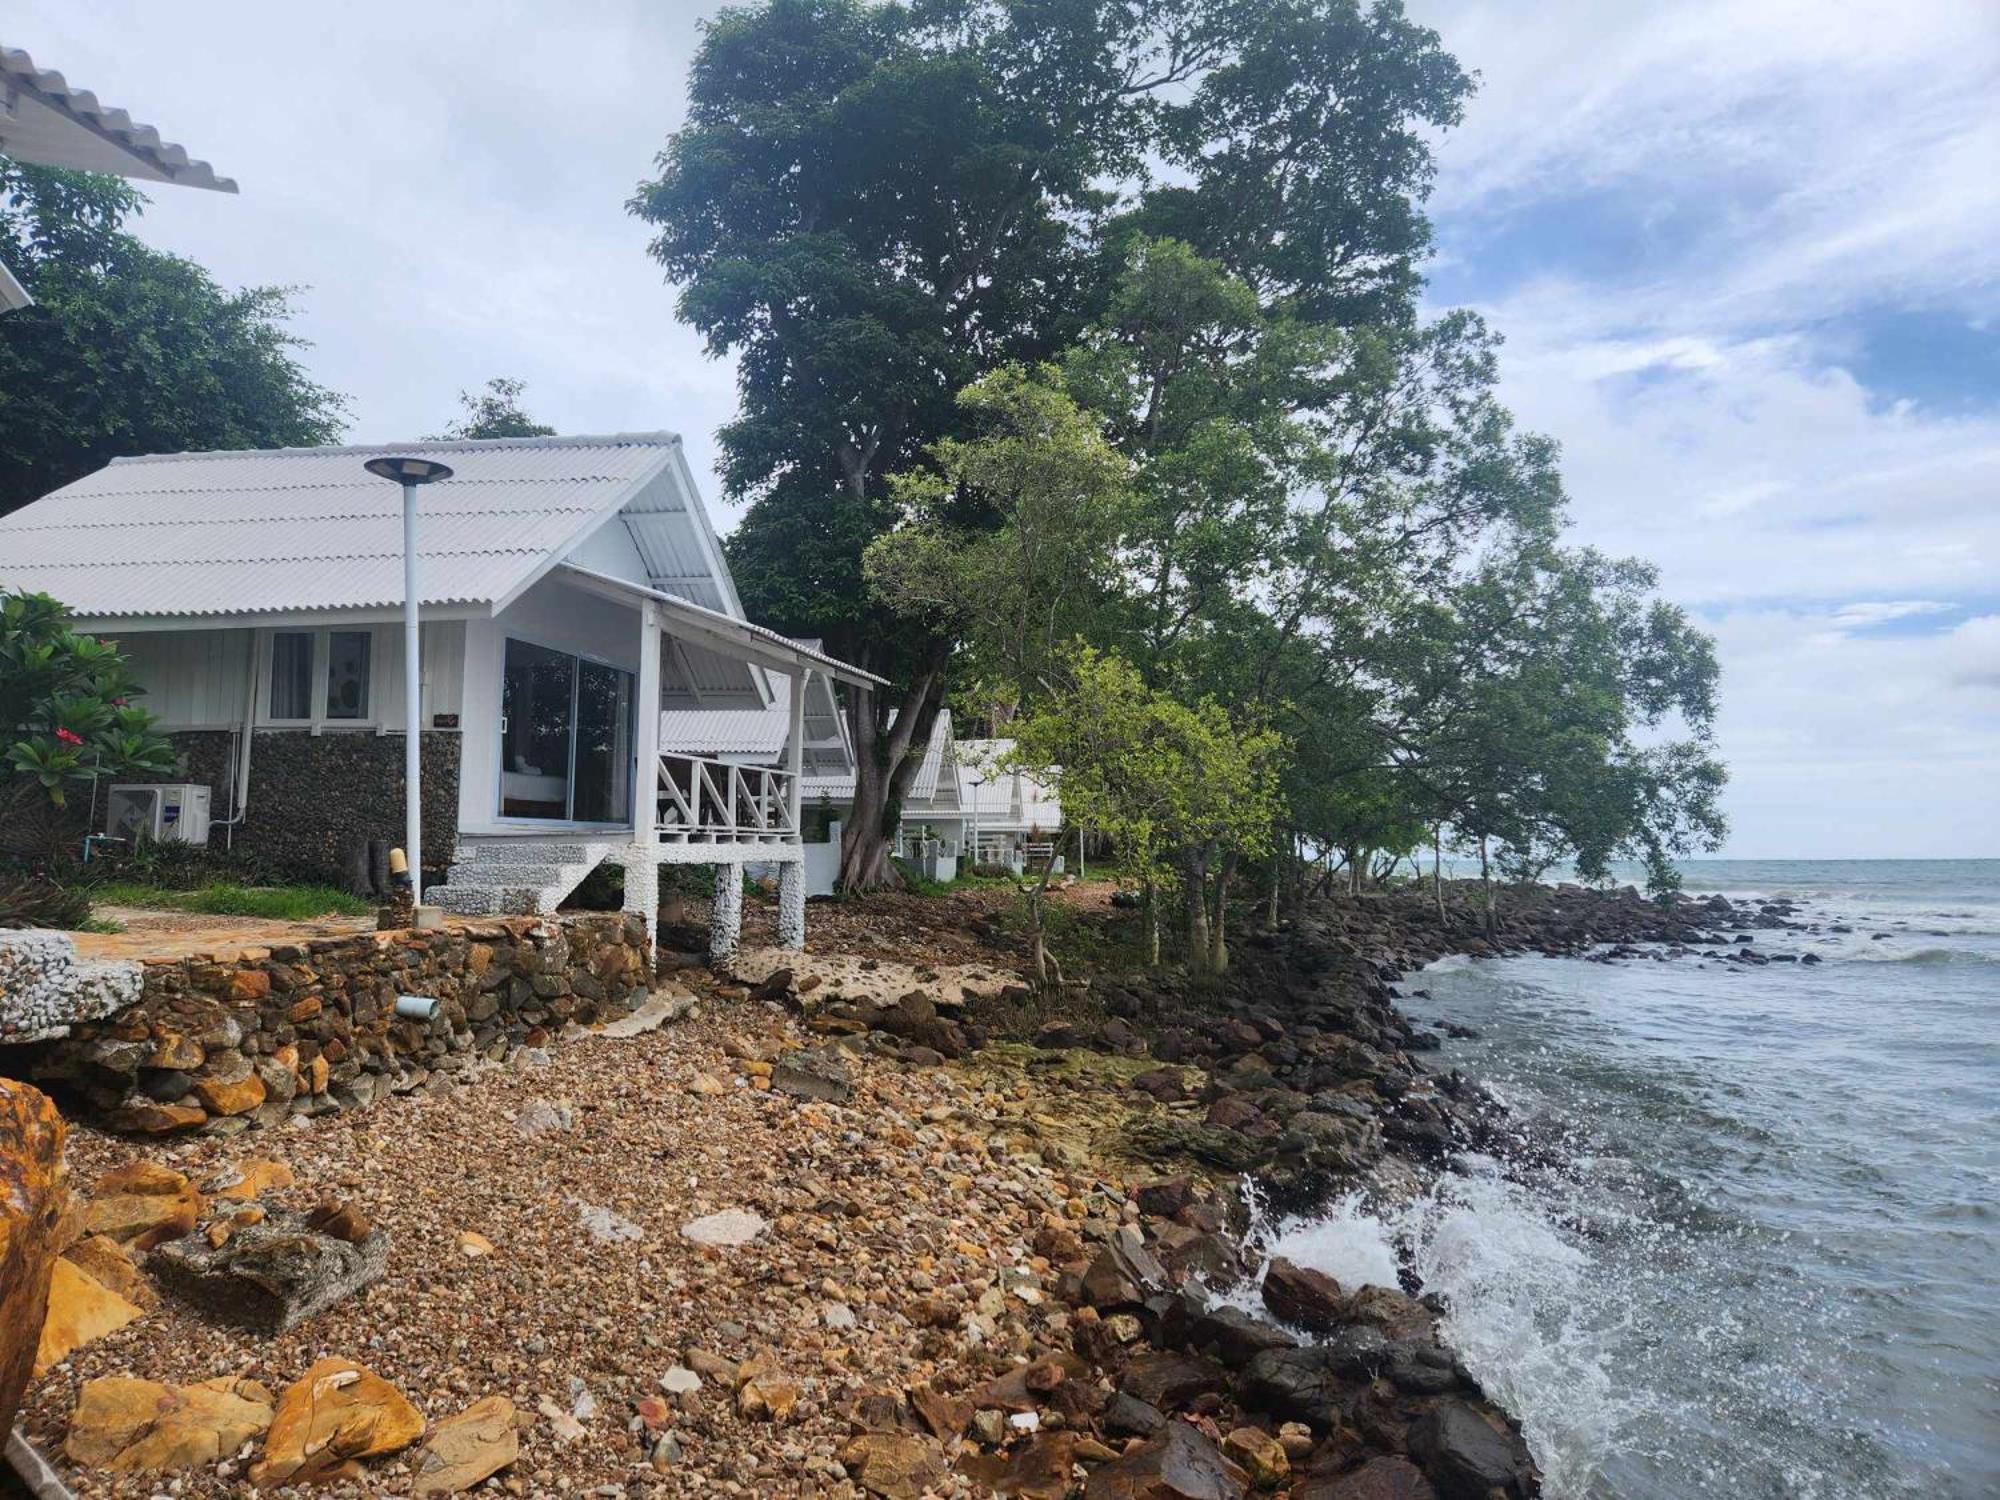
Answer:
[{"xmin": 257, "ymin": 626, "xmax": 381, "ymax": 730}]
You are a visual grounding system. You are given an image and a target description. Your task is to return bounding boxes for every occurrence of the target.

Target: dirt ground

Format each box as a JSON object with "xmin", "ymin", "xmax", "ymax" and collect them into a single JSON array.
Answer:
[{"xmin": 72, "ymin": 907, "xmax": 376, "ymax": 963}]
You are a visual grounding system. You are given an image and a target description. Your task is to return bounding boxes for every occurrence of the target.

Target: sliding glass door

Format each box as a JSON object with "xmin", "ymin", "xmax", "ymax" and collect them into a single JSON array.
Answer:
[{"xmin": 499, "ymin": 639, "xmax": 633, "ymax": 823}]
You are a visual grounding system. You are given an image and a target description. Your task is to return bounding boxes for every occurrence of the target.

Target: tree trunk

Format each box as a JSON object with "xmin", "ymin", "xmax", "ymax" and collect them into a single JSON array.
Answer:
[
  {"xmin": 1209, "ymin": 849, "xmax": 1238, "ymax": 974},
  {"xmin": 1185, "ymin": 849, "xmax": 1212, "ymax": 974},
  {"xmin": 1265, "ymin": 843, "xmax": 1282, "ymax": 929},
  {"xmin": 1143, "ymin": 877, "xmax": 1161, "ymax": 967},
  {"xmin": 1433, "ymin": 824, "xmax": 1446, "ymax": 923},
  {"xmin": 836, "ymin": 671, "xmax": 940, "ymax": 891},
  {"xmin": 1479, "ymin": 834, "xmax": 1496, "ymax": 936}
]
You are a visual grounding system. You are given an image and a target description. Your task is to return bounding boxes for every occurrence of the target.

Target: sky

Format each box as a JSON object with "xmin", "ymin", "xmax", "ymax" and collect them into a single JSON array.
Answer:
[{"xmin": 7, "ymin": 0, "xmax": 1998, "ymax": 859}]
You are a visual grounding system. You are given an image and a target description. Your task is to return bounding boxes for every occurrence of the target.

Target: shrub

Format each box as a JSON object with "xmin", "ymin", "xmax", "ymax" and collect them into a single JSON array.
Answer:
[{"xmin": 0, "ymin": 871, "xmax": 93, "ymax": 930}]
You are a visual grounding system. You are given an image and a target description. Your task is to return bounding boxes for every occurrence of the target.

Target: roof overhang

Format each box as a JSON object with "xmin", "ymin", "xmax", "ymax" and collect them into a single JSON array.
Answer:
[
  {"xmin": 557, "ymin": 564, "xmax": 886, "ymax": 690},
  {"xmin": 0, "ymin": 255, "xmax": 28, "ymax": 312},
  {"xmin": 1, "ymin": 45, "xmax": 237, "ymax": 190}
]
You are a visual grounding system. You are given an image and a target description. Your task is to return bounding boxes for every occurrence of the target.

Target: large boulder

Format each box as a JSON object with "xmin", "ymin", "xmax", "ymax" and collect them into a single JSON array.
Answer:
[
  {"xmin": 1084, "ymin": 1420, "xmax": 1248, "ymax": 1499},
  {"xmin": 0, "ymin": 1079, "xmax": 69, "ymax": 1435},
  {"xmin": 33, "ymin": 1258, "xmax": 144, "ymax": 1376},
  {"xmin": 1239, "ymin": 1332, "xmax": 1393, "ymax": 1428},
  {"xmin": 1260, "ymin": 1257, "xmax": 1347, "ymax": 1332},
  {"xmin": 1406, "ymin": 1400, "xmax": 1535, "ymax": 1500},
  {"xmin": 82, "ymin": 1160, "xmax": 202, "ymax": 1250},
  {"xmin": 412, "ymin": 1394, "xmax": 518, "ymax": 1495},
  {"xmin": 250, "ymin": 1357, "xmax": 424, "ymax": 1485},
  {"xmin": 64, "ymin": 1375, "xmax": 275, "ymax": 1471},
  {"xmin": 150, "ymin": 1207, "xmax": 390, "ymax": 1333}
]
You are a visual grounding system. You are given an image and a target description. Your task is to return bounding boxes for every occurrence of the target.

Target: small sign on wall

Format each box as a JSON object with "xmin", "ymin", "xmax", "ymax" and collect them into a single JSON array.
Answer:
[{"xmin": 432, "ymin": 713, "xmax": 460, "ymax": 729}]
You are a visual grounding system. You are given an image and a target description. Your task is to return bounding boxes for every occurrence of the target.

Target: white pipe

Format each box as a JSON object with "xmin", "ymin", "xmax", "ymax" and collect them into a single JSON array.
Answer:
[
  {"xmin": 403, "ymin": 480, "xmax": 423, "ymax": 905},
  {"xmin": 212, "ymin": 630, "xmax": 261, "ymax": 849}
]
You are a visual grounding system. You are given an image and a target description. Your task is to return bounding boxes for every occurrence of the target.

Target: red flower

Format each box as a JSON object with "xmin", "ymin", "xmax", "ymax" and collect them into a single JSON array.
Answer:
[
  {"xmin": 111, "ymin": 697, "xmax": 129, "ymax": 707},
  {"xmin": 55, "ymin": 727, "xmax": 83, "ymax": 746}
]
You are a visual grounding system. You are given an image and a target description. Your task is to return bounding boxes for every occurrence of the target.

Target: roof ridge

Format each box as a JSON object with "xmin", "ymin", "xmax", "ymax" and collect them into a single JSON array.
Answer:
[{"xmin": 105, "ymin": 432, "xmax": 684, "ymax": 465}]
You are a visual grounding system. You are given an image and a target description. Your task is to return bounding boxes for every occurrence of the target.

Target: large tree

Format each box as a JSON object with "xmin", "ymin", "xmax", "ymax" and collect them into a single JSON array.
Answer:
[
  {"xmin": 0, "ymin": 161, "xmax": 346, "ymax": 515},
  {"xmin": 430, "ymin": 376, "xmax": 555, "ymax": 440},
  {"xmin": 633, "ymin": 0, "xmax": 1469, "ymax": 887}
]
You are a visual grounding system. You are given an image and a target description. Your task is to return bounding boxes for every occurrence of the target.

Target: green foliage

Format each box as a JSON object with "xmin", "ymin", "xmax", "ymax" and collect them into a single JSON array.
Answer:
[
  {"xmin": 633, "ymin": 0, "xmax": 1470, "ymax": 886},
  {"xmin": 87, "ymin": 881, "xmax": 374, "ymax": 920},
  {"xmin": 429, "ymin": 377, "xmax": 555, "ymax": 440},
  {"xmin": 0, "ymin": 871, "xmax": 94, "ymax": 930},
  {"xmin": 1011, "ymin": 643, "xmax": 1287, "ymax": 970},
  {"xmin": 2, "ymin": 591, "xmax": 177, "ymax": 826},
  {"xmin": 0, "ymin": 159, "xmax": 346, "ymax": 515}
]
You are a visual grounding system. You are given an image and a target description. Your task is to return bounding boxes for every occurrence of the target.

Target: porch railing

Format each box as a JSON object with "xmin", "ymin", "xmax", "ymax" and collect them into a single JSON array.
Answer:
[{"xmin": 656, "ymin": 752, "xmax": 798, "ymax": 844}]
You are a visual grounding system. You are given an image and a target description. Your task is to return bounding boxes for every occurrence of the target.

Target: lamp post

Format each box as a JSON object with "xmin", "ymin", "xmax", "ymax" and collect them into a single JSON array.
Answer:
[
  {"xmin": 967, "ymin": 775, "xmax": 985, "ymax": 871},
  {"xmin": 364, "ymin": 455, "xmax": 454, "ymax": 909}
]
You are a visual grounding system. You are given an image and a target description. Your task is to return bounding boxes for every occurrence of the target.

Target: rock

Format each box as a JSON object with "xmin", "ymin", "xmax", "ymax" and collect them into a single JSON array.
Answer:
[
  {"xmin": 1081, "ymin": 1224, "xmax": 1170, "ymax": 1308},
  {"xmin": 1240, "ymin": 1334, "xmax": 1393, "ymax": 1428},
  {"xmin": 738, "ymin": 1376, "xmax": 800, "ymax": 1421},
  {"xmin": 1406, "ymin": 1400, "xmax": 1534, "ymax": 1500},
  {"xmin": 150, "ymin": 1206, "xmax": 390, "ymax": 1333},
  {"xmin": 1180, "ymin": 1300, "xmax": 1295, "ymax": 1368},
  {"xmin": 961, "ymin": 1432, "xmax": 1077, "ymax": 1498},
  {"xmin": 1120, "ymin": 1350, "xmax": 1227, "ymax": 1412},
  {"xmin": 457, "ymin": 1230, "xmax": 496, "ymax": 1258},
  {"xmin": 1345, "ymin": 1284, "xmax": 1434, "ymax": 1342},
  {"xmin": 34, "ymin": 1258, "xmax": 144, "ymax": 1376},
  {"xmin": 62, "ymin": 1233, "xmax": 159, "ymax": 1310},
  {"xmin": 1135, "ymin": 1177, "xmax": 1196, "ymax": 1219},
  {"xmin": 1298, "ymin": 1456, "xmax": 1437, "ymax": 1500},
  {"xmin": 909, "ymin": 1383, "xmax": 970, "ymax": 1439},
  {"xmin": 659, "ymin": 1366, "xmax": 703, "ymax": 1396},
  {"xmin": 203, "ymin": 1158, "xmax": 295, "ymax": 1201},
  {"xmin": 1222, "ymin": 1427, "xmax": 1289, "ymax": 1489},
  {"xmin": 193, "ymin": 1070, "xmax": 266, "ymax": 1116},
  {"xmin": 83, "ymin": 1160, "xmax": 202, "ymax": 1250},
  {"xmin": 0, "ymin": 1079, "xmax": 68, "ymax": 1437},
  {"xmin": 1260, "ymin": 1257, "xmax": 1347, "ymax": 1332},
  {"xmin": 681, "ymin": 1207, "xmax": 768, "ymax": 1246},
  {"xmin": 575, "ymin": 1201, "xmax": 644, "ymax": 1243},
  {"xmin": 772, "ymin": 1043, "xmax": 856, "ymax": 1103},
  {"xmin": 1103, "ymin": 1390, "xmax": 1167, "ymax": 1438},
  {"xmin": 1084, "ymin": 1420, "xmax": 1248, "ymax": 1499},
  {"xmin": 64, "ymin": 1375, "xmax": 275, "ymax": 1471},
  {"xmin": 412, "ymin": 1394, "xmax": 518, "ymax": 1495},
  {"xmin": 304, "ymin": 1199, "xmax": 374, "ymax": 1242},
  {"xmin": 107, "ymin": 1101, "xmax": 207, "ymax": 1133},
  {"xmin": 840, "ymin": 1431, "xmax": 946, "ymax": 1499},
  {"xmin": 250, "ymin": 1357, "xmax": 425, "ymax": 1486}
]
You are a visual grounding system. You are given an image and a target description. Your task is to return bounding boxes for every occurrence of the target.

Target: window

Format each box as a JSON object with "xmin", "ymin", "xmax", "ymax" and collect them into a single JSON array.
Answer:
[
  {"xmin": 325, "ymin": 631, "xmax": 372, "ymax": 720},
  {"xmin": 269, "ymin": 633, "xmax": 314, "ymax": 720}
]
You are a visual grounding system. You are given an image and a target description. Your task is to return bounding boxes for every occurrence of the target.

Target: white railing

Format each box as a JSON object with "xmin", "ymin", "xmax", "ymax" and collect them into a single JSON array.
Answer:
[{"xmin": 657, "ymin": 752, "xmax": 798, "ymax": 844}]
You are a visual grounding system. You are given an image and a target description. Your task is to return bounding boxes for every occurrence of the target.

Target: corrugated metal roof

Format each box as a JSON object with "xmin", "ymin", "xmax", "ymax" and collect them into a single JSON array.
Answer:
[
  {"xmin": 657, "ymin": 708, "xmax": 791, "ymax": 757},
  {"xmin": 957, "ymin": 738, "xmax": 1062, "ymax": 830},
  {"xmin": 1, "ymin": 45, "xmax": 236, "ymax": 191},
  {"xmin": 0, "ymin": 435, "xmax": 679, "ymax": 619}
]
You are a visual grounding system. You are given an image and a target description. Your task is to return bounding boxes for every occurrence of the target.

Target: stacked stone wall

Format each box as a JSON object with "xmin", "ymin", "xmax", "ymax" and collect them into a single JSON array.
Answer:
[{"xmin": 0, "ymin": 914, "xmax": 649, "ymax": 1136}]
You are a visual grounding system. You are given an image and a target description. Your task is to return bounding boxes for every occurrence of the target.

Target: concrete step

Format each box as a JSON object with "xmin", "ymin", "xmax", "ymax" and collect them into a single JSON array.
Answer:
[
  {"xmin": 441, "ymin": 862, "xmax": 578, "ymax": 890},
  {"xmin": 456, "ymin": 841, "xmax": 616, "ymax": 866}
]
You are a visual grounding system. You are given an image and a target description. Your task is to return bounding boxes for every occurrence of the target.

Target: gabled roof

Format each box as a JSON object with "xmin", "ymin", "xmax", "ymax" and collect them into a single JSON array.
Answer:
[
  {"xmin": 0, "ymin": 434, "xmax": 685, "ymax": 621},
  {"xmin": 0, "ymin": 45, "xmax": 237, "ymax": 191},
  {"xmin": 958, "ymin": 738, "xmax": 1062, "ymax": 831}
]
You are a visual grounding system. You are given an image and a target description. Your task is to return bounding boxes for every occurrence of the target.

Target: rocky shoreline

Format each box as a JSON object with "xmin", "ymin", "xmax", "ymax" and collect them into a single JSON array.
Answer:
[{"xmin": 7, "ymin": 877, "xmax": 1782, "ymax": 1498}]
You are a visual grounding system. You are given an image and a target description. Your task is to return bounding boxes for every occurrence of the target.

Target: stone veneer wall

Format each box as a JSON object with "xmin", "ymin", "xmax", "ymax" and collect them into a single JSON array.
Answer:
[
  {"xmin": 129, "ymin": 729, "xmax": 461, "ymax": 886},
  {"xmin": 0, "ymin": 914, "xmax": 649, "ymax": 1136}
]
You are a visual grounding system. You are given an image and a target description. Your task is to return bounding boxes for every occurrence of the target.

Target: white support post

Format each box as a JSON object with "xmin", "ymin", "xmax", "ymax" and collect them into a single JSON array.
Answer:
[
  {"xmin": 627, "ymin": 601, "xmax": 663, "ymax": 954},
  {"xmin": 709, "ymin": 862, "xmax": 744, "ymax": 962},
  {"xmin": 779, "ymin": 667, "xmax": 809, "ymax": 949}
]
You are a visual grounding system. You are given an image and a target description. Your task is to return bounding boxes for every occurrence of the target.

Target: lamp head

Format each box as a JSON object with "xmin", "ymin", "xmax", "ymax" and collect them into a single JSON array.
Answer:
[{"xmin": 365, "ymin": 455, "xmax": 455, "ymax": 485}]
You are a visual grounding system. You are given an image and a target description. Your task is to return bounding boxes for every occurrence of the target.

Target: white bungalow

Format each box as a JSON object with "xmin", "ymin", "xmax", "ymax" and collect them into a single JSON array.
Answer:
[
  {"xmin": 0, "ymin": 433, "xmax": 883, "ymax": 955},
  {"xmin": 957, "ymin": 738, "xmax": 1063, "ymax": 873}
]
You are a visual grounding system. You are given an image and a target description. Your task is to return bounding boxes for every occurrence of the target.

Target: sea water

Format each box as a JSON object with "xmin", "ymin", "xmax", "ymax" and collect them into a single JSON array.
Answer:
[{"xmin": 1253, "ymin": 859, "xmax": 1999, "ymax": 1499}]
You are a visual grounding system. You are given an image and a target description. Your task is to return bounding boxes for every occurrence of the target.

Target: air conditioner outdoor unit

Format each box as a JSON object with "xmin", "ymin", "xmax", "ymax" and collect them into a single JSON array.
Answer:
[{"xmin": 104, "ymin": 784, "xmax": 212, "ymax": 846}]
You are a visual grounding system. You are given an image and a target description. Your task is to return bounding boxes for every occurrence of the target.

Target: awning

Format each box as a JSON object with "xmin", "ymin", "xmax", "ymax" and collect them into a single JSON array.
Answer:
[{"xmin": 557, "ymin": 563, "xmax": 887, "ymax": 690}]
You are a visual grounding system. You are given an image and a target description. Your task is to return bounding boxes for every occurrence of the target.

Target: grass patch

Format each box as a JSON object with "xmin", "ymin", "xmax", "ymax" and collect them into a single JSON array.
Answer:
[{"xmin": 90, "ymin": 881, "xmax": 375, "ymax": 921}]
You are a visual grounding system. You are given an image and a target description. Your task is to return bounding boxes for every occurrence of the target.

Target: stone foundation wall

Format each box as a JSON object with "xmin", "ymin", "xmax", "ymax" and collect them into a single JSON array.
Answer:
[{"xmin": 1, "ymin": 914, "xmax": 650, "ymax": 1136}]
